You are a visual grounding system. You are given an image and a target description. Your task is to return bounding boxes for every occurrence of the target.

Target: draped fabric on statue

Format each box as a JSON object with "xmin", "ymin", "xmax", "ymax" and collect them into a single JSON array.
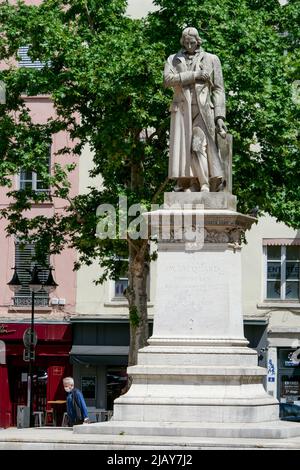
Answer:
[{"xmin": 164, "ymin": 49, "xmax": 225, "ymax": 180}]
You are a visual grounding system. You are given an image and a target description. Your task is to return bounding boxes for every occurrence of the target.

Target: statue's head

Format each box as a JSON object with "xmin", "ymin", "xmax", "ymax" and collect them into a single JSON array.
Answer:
[{"xmin": 180, "ymin": 27, "xmax": 202, "ymax": 54}]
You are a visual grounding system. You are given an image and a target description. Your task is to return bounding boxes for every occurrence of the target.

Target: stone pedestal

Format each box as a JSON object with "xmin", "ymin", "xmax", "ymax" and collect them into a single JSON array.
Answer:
[{"xmin": 74, "ymin": 194, "xmax": 300, "ymax": 441}]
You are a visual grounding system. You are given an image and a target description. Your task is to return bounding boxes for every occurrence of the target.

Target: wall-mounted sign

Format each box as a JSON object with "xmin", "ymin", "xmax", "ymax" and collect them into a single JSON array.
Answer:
[
  {"xmin": 291, "ymin": 348, "xmax": 300, "ymax": 365},
  {"xmin": 53, "ymin": 366, "xmax": 63, "ymax": 376},
  {"xmin": 0, "ymin": 324, "xmax": 16, "ymax": 335},
  {"xmin": 281, "ymin": 376, "xmax": 300, "ymax": 400},
  {"xmin": 23, "ymin": 328, "xmax": 38, "ymax": 348},
  {"xmin": 23, "ymin": 348, "xmax": 35, "ymax": 362},
  {"xmin": 279, "ymin": 349, "xmax": 300, "ymax": 368},
  {"xmin": 267, "ymin": 358, "xmax": 276, "ymax": 382}
]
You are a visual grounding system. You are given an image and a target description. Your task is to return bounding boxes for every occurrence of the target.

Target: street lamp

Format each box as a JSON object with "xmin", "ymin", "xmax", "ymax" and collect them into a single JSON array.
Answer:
[{"xmin": 8, "ymin": 265, "xmax": 58, "ymax": 427}]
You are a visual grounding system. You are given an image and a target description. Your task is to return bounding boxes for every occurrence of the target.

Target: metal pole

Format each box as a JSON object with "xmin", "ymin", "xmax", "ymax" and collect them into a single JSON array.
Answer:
[{"xmin": 28, "ymin": 289, "xmax": 35, "ymax": 427}]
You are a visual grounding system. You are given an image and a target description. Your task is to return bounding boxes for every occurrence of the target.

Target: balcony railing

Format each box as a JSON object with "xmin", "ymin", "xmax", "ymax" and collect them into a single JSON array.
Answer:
[{"xmin": 13, "ymin": 296, "xmax": 49, "ymax": 307}]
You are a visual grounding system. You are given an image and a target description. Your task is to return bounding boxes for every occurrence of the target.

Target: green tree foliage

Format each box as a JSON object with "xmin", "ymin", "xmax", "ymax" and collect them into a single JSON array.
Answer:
[
  {"xmin": 150, "ymin": 0, "xmax": 299, "ymax": 224},
  {"xmin": 0, "ymin": 0, "xmax": 299, "ymax": 364},
  {"xmin": 0, "ymin": 0, "xmax": 170, "ymax": 366}
]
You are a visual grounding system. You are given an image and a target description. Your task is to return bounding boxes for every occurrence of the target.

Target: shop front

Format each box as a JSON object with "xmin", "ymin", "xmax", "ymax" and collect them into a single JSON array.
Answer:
[
  {"xmin": 70, "ymin": 318, "xmax": 153, "ymax": 416},
  {"xmin": 70, "ymin": 319, "xmax": 130, "ymax": 413},
  {"xmin": 277, "ymin": 348, "xmax": 300, "ymax": 405},
  {"xmin": 266, "ymin": 327, "xmax": 300, "ymax": 409},
  {"xmin": 0, "ymin": 322, "xmax": 72, "ymax": 428}
]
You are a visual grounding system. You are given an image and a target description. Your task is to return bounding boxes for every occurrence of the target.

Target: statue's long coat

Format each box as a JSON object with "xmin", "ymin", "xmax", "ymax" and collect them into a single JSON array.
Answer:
[{"xmin": 164, "ymin": 49, "xmax": 226, "ymax": 179}]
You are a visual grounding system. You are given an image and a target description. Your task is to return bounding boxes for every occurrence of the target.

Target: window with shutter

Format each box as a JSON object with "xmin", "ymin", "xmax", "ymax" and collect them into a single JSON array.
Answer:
[
  {"xmin": 112, "ymin": 258, "xmax": 150, "ymax": 300},
  {"xmin": 114, "ymin": 259, "xmax": 129, "ymax": 299},
  {"xmin": 14, "ymin": 243, "xmax": 49, "ymax": 307},
  {"xmin": 265, "ymin": 245, "xmax": 300, "ymax": 301},
  {"xmin": 17, "ymin": 46, "xmax": 45, "ymax": 69},
  {"xmin": 19, "ymin": 146, "xmax": 51, "ymax": 193}
]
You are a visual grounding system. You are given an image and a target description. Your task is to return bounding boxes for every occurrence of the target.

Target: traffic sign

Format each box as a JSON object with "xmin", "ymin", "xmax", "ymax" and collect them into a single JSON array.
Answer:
[
  {"xmin": 23, "ymin": 348, "xmax": 35, "ymax": 362},
  {"xmin": 23, "ymin": 328, "xmax": 37, "ymax": 348}
]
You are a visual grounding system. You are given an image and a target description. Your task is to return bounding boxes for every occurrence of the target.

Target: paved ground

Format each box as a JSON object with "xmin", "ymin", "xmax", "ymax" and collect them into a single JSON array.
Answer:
[{"xmin": 1, "ymin": 427, "xmax": 300, "ymax": 449}]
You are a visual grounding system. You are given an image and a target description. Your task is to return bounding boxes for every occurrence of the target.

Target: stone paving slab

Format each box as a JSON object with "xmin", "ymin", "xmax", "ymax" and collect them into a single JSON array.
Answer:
[{"xmin": 1, "ymin": 427, "xmax": 300, "ymax": 450}]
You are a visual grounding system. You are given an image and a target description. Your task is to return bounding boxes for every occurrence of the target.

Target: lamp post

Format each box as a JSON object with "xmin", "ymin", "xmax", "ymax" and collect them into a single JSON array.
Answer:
[{"xmin": 8, "ymin": 265, "xmax": 58, "ymax": 427}]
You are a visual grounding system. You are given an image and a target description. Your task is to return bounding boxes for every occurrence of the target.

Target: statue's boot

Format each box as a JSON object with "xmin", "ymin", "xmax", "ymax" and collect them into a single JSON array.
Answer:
[
  {"xmin": 209, "ymin": 175, "xmax": 223, "ymax": 192},
  {"xmin": 185, "ymin": 178, "xmax": 200, "ymax": 192},
  {"xmin": 174, "ymin": 178, "xmax": 187, "ymax": 192},
  {"xmin": 174, "ymin": 184, "xmax": 185, "ymax": 192}
]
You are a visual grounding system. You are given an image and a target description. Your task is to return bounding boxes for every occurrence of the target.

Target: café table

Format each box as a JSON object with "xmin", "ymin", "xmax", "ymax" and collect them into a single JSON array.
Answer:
[{"xmin": 47, "ymin": 400, "xmax": 66, "ymax": 426}]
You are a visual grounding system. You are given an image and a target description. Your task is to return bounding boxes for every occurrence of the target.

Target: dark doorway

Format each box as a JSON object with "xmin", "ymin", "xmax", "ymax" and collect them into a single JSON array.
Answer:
[{"xmin": 8, "ymin": 364, "xmax": 47, "ymax": 424}]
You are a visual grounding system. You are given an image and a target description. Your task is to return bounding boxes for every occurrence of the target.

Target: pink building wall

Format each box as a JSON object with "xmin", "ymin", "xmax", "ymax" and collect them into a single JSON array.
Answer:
[
  {"xmin": 0, "ymin": 95, "xmax": 79, "ymax": 316},
  {"xmin": 0, "ymin": 0, "xmax": 80, "ymax": 316}
]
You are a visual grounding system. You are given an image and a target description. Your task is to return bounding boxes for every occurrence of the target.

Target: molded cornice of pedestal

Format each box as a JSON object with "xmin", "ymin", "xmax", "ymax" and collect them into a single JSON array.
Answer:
[
  {"xmin": 127, "ymin": 364, "xmax": 267, "ymax": 378},
  {"xmin": 164, "ymin": 191, "xmax": 237, "ymax": 211},
  {"xmin": 148, "ymin": 337, "xmax": 249, "ymax": 346},
  {"xmin": 146, "ymin": 208, "xmax": 257, "ymax": 245}
]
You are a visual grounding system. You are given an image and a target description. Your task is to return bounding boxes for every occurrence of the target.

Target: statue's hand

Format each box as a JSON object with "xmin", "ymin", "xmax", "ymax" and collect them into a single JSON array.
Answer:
[
  {"xmin": 195, "ymin": 70, "xmax": 210, "ymax": 82},
  {"xmin": 216, "ymin": 118, "xmax": 227, "ymax": 139}
]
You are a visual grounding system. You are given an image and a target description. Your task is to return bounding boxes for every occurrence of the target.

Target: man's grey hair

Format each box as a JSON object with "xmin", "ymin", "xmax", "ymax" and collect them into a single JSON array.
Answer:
[
  {"xmin": 63, "ymin": 377, "xmax": 74, "ymax": 385},
  {"xmin": 180, "ymin": 27, "xmax": 202, "ymax": 46}
]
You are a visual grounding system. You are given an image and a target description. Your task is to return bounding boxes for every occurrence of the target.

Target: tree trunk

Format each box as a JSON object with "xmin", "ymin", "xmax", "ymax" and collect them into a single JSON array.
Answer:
[
  {"xmin": 126, "ymin": 241, "xmax": 149, "ymax": 368},
  {"xmin": 124, "ymin": 147, "xmax": 149, "ymax": 385}
]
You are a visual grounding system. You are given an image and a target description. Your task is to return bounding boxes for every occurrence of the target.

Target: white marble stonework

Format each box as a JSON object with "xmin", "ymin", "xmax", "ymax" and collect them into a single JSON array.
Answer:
[
  {"xmin": 107, "ymin": 215, "xmax": 279, "ymax": 425},
  {"xmin": 152, "ymin": 246, "xmax": 243, "ymax": 340},
  {"xmin": 74, "ymin": 22, "xmax": 300, "ymax": 441},
  {"xmin": 74, "ymin": 202, "xmax": 300, "ymax": 440},
  {"xmin": 74, "ymin": 199, "xmax": 300, "ymax": 440}
]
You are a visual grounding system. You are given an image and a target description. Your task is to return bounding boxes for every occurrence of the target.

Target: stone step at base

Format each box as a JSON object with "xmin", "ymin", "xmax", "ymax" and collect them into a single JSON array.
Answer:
[{"xmin": 74, "ymin": 420, "xmax": 300, "ymax": 440}]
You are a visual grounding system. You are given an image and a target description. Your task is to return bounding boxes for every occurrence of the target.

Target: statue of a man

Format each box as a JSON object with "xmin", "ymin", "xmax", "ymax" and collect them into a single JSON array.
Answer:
[{"xmin": 164, "ymin": 27, "xmax": 227, "ymax": 192}]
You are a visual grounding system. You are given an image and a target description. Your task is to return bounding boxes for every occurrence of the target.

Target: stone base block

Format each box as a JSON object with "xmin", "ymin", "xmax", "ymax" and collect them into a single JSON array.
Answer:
[
  {"xmin": 137, "ymin": 344, "xmax": 260, "ymax": 367},
  {"xmin": 111, "ymin": 343, "xmax": 278, "ymax": 424},
  {"xmin": 113, "ymin": 403, "xmax": 279, "ymax": 424},
  {"xmin": 164, "ymin": 192, "xmax": 237, "ymax": 210},
  {"xmin": 74, "ymin": 420, "xmax": 300, "ymax": 440}
]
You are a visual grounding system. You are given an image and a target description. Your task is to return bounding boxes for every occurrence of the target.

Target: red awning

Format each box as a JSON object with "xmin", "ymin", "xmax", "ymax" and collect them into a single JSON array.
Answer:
[{"xmin": 5, "ymin": 343, "xmax": 71, "ymax": 357}]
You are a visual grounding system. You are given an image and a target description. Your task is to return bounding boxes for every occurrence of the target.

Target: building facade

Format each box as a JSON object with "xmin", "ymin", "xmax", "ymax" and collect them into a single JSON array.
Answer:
[
  {"xmin": 242, "ymin": 215, "xmax": 300, "ymax": 406},
  {"xmin": 0, "ymin": 22, "xmax": 79, "ymax": 426},
  {"xmin": 1, "ymin": 0, "xmax": 298, "ymax": 427}
]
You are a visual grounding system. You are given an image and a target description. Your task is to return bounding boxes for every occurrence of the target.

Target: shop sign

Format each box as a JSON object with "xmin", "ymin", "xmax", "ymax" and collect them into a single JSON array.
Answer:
[
  {"xmin": 53, "ymin": 366, "xmax": 63, "ymax": 376},
  {"xmin": 281, "ymin": 376, "xmax": 300, "ymax": 400},
  {"xmin": 279, "ymin": 349, "xmax": 300, "ymax": 367},
  {"xmin": 0, "ymin": 324, "xmax": 16, "ymax": 335},
  {"xmin": 284, "ymin": 350, "xmax": 300, "ymax": 367},
  {"xmin": 290, "ymin": 348, "xmax": 300, "ymax": 366},
  {"xmin": 267, "ymin": 358, "xmax": 276, "ymax": 382}
]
